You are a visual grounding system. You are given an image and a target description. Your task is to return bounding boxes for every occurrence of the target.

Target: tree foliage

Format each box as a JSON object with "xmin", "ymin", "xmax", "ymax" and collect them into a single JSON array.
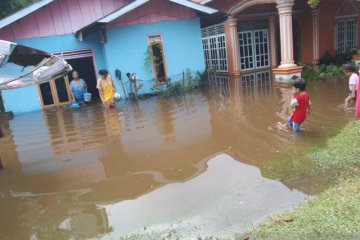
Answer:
[{"xmin": 0, "ymin": 0, "xmax": 38, "ymax": 19}]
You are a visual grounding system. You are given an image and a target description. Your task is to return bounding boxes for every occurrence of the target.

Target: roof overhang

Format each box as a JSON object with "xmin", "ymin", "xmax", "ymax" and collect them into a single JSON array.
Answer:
[
  {"xmin": 199, "ymin": 0, "xmax": 214, "ymax": 4},
  {"xmin": 98, "ymin": 0, "xmax": 217, "ymax": 24},
  {"xmin": 76, "ymin": 0, "xmax": 218, "ymax": 40},
  {"xmin": 98, "ymin": 0, "xmax": 150, "ymax": 23},
  {"xmin": 169, "ymin": 0, "xmax": 217, "ymax": 14},
  {"xmin": 0, "ymin": 0, "xmax": 54, "ymax": 29}
]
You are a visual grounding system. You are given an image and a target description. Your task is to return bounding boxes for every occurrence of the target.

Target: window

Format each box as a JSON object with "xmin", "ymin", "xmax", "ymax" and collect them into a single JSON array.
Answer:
[
  {"xmin": 239, "ymin": 29, "xmax": 269, "ymax": 71},
  {"xmin": 202, "ymin": 24, "xmax": 228, "ymax": 72},
  {"xmin": 38, "ymin": 76, "xmax": 71, "ymax": 108},
  {"xmin": 148, "ymin": 34, "xmax": 167, "ymax": 82},
  {"xmin": 336, "ymin": 18, "xmax": 356, "ymax": 53},
  {"xmin": 202, "ymin": 35, "xmax": 228, "ymax": 72}
]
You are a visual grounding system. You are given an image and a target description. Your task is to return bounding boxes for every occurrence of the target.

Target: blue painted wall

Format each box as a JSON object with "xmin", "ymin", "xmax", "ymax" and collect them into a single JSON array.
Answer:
[
  {"xmin": 104, "ymin": 18, "xmax": 205, "ymax": 93},
  {"xmin": 3, "ymin": 32, "xmax": 107, "ymax": 114},
  {"xmin": 3, "ymin": 18, "xmax": 205, "ymax": 114}
]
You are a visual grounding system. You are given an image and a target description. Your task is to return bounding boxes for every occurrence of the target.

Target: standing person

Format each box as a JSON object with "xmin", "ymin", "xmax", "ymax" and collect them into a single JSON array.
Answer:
[
  {"xmin": 97, "ymin": 69, "xmax": 117, "ymax": 108},
  {"xmin": 344, "ymin": 64, "xmax": 358, "ymax": 109},
  {"xmin": 356, "ymin": 72, "xmax": 360, "ymax": 118},
  {"xmin": 277, "ymin": 78, "xmax": 311, "ymax": 132},
  {"xmin": 69, "ymin": 71, "xmax": 87, "ymax": 106}
]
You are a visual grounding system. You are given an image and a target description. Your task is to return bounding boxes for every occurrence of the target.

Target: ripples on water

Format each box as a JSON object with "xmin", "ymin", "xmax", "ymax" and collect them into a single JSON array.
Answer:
[{"xmin": 0, "ymin": 73, "xmax": 352, "ymax": 239}]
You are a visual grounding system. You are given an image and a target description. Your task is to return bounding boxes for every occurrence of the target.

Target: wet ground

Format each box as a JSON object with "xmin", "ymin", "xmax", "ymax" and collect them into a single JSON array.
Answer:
[{"xmin": 0, "ymin": 72, "xmax": 353, "ymax": 239}]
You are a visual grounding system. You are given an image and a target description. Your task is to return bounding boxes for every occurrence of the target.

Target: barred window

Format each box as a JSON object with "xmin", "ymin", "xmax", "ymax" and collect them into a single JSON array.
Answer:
[
  {"xmin": 336, "ymin": 18, "xmax": 356, "ymax": 53},
  {"xmin": 201, "ymin": 24, "xmax": 228, "ymax": 72},
  {"xmin": 239, "ymin": 29, "xmax": 269, "ymax": 71}
]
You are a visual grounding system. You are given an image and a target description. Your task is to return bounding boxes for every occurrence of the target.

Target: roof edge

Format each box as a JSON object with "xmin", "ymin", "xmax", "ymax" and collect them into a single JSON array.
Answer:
[
  {"xmin": 0, "ymin": 0, "xmax": 54, "ymax": 29},
  {"xmin": 170, "ymin": 0, "xmax": 218, "ymax": 14}
]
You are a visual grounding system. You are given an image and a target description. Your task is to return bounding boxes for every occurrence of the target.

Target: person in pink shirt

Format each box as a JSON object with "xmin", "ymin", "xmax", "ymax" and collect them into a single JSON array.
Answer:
[
  {"xmin": 344, "ymin": 64, "xmax": 358, "ymax": 109},
  {"xmin": 355, "ymin": 69, "xmax": 360, "ymax": 118}
]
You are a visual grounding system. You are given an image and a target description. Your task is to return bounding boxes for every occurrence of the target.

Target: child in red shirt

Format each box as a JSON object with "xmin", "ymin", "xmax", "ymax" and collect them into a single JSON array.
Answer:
[{"xmin": 278, "ymin": 78, "xmax": 311, "ymax": 132}]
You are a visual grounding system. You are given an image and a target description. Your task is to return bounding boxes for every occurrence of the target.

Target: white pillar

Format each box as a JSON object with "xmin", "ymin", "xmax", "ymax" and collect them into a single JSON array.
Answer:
[
  {"xmin": 268, "ymin": 15, "xmax": 277, "ymax": 68},
  {"xmin": 273, "ymin": 0, "xmax": 302, "ymax": 84},
  {"xmin": 225, "ymin": 16, "xmax": 241, "ymax": 75},
  {"xmin": 312, "ymin": 10, "xmax": 320, "ymax": 65},
  {"xmin": 277, "ymin": 0, "xmax": 296, "ymax": 68}
]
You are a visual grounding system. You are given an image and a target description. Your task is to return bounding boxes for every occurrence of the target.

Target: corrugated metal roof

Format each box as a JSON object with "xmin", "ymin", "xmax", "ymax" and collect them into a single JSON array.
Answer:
[{"xmin": 0, "ymin": 0, "xmax": 54, "ymax": 29}]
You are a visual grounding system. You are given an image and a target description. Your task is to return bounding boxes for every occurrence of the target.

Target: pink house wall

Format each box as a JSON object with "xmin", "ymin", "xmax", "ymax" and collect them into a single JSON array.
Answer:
[
  {"xmin": 0, "ymin": 0, "xmax": 196, "ymax": 41},
  {"xmin": 108, "ymin": 0, "xmax": 196, "ymax": 27}
]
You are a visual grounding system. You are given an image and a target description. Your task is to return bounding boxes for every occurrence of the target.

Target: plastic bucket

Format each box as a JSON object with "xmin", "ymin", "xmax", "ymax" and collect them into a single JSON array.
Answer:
[{"xmin": 84, "ymin": 93, "xmax": 92, "ymax": 102}]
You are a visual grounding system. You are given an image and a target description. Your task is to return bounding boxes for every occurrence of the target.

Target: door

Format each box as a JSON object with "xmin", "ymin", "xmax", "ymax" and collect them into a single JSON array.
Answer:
[
  {"xmin": 239, "ymin": 29, "xmax": 270, "ymax": 71},
  {"xmin": 239, "ymin": 31, "xmax": 255, "ymax": 70},
  {"xmin": 202, "ymin": 34, "xmax": 228, "ymax": 72},
  {"xmin": 38, "ymin": 76, "xmax": 71, "ymax": 109}
]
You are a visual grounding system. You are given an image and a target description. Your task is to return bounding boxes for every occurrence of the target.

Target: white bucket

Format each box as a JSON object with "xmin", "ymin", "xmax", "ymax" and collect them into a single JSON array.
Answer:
[{"xmin": 84, "ymin": 93, "xmax": 92, "ymax": 102}]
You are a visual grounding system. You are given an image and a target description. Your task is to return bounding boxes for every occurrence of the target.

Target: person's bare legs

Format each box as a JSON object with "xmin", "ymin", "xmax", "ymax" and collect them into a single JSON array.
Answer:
[
  {"xmin": 276, "ymin": 122, "xmax": 288, "ymax": 131},
  {"xmin": 345, "ymin": 96, "xmax": 355, "ymax": 109}
]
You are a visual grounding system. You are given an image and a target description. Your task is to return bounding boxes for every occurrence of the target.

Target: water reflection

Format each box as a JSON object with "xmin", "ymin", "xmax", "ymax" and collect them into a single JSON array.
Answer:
[
  {"xmin": 100, "ymin": 154, "xmax": 308, "ymax": 238},
  {"xmin": 0, "ymin": 74, "xmax": 351, "ymax": 239}
]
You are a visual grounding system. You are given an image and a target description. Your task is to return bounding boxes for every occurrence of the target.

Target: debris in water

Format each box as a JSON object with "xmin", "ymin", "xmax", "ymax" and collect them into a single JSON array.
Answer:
[{"xmin": 273, "ymin": 216, "xmax": 294, "ymax": 224}]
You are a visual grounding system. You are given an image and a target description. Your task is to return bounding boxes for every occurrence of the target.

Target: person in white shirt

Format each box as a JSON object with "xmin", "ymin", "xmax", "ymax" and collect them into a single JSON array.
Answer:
[{"xmin": 344, "ymin": 64, "xmax": 359, "ymax": 109}]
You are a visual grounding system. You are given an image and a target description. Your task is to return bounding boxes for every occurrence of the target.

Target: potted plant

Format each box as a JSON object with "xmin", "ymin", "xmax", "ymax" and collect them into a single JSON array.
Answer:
[
  {"xmin": 308, "ymin": 0, "xmax": 320, "ymax": 8},
  {"xmin": 352, "ymin": 49, "xmax": 360, "ymax": 67}
]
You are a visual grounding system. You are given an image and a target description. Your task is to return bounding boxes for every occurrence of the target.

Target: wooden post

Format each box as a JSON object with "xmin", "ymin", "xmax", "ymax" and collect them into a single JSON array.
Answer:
[{"xmin": 182, "ymin": 70, "xmax": 185, "ymax": 91}]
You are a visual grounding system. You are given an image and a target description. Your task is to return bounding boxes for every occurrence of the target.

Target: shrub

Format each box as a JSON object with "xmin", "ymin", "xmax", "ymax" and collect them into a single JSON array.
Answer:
[{"xmin": 300, "ymin": 64, "xmax": 345, "ymax": 82}]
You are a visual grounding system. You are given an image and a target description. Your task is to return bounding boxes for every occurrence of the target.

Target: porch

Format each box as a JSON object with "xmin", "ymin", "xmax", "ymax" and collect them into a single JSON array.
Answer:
[{"xmin": 200, "ymin": 0, "xmax": 360, "ymax": 83}]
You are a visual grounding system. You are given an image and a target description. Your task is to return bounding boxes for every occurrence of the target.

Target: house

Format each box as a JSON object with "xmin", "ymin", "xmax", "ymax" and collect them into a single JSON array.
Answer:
[
  {"xmin": 0, "ymin": 0, "xmax": 217, "ymax": 114},
  {"xmin": 197, "ymin": 0, "xmax": 360, "ymax": 82}
]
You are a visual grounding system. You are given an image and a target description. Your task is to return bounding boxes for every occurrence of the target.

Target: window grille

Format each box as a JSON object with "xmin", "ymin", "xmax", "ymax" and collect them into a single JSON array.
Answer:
[
  {"xmin": 336, "ymin": 18, "xmax": 356, "ymax": 53},
  {"xmin": 201, "ymin": 24, "xmax": 228, "ymax": 72},
  {"xmin": 239, "ymin": 29, "xmax": 270, "ymax": 71}
]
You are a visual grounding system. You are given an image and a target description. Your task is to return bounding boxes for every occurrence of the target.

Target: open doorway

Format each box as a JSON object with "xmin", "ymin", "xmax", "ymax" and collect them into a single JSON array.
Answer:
[
  {"xmin": 149, "ymin": 35, "xmax": 167, "ymax": 82},
  {"xmin": 66, "ymin": 57, "xmax": 100, "ymax": 101}
]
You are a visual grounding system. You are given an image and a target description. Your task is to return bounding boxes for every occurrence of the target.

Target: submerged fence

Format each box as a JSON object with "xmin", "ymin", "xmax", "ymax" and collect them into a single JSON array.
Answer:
[{"xmin": 119, "ymin": 69, "xmax": 217, "ymax": 99}]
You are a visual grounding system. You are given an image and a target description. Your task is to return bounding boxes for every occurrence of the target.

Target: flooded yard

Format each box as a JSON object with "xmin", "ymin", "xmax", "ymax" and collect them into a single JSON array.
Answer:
[{"xmin": 0, "ymin": 73, "xmax": 352, "ymax": 239}]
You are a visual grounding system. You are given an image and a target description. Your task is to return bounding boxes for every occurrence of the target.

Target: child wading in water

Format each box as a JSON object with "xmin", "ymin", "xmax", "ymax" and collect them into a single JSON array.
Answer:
[
  {"xmin": 344, "ymin": 63, "xmax": 358, "ymax": 109},
  {"xmin": 277, "ymin": 78, "xmax": 311, "ymax": 132}
]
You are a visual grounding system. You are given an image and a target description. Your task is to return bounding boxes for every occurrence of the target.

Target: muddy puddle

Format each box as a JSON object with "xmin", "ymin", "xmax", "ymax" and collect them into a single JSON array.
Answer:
[{"xmin": 0, "ymin": 72, "xmax": 353, "ymax": 239}]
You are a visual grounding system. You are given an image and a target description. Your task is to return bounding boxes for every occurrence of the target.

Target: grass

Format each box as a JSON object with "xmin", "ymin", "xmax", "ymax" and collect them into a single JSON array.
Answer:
[
  {"xmin": 307, "ymin": 120, "xmax": 360, "ymax": 172},
  {"xmin": 246, "ymin": 178, "xmax": 360, "ymax": 240},
  {"xmin": 246, "ymin": 120, "xmax": 360, "ymax": 240}
]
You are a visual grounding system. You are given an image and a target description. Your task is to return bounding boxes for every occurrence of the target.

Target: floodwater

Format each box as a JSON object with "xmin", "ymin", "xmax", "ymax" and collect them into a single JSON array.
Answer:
[{"xmin": 0, "ymin": 71, "xmax": 353, "ymax": 239}]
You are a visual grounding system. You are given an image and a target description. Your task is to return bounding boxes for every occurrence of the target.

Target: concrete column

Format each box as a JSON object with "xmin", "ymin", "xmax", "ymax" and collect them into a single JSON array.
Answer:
[
  {"xmin": 273, "ymin": 0, "xmax": 302, "ymax": 84},
  {"xmin": 225, "ymin": 16, "xmax": 241, "ymax": 76},
  {"xmin": 268, "ymin": 15, "xmax": 278, "ymax": 68},
  {"xmin": 312, "ymin": 10, "xmax": 320, "ymax": 66},
  {"xmin": 277, "ymin": 0, "xmax": 296, "ymax": 68}
]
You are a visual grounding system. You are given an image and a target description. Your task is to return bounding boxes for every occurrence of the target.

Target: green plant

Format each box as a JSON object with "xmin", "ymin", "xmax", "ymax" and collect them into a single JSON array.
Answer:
[
  {"xmin": 319, "ymin": 49, "xmax": 358, "ymax": 66},
  {"xmin": 185, "ymin": 68, "xmax": 194, "ymax": 90},
  {"xmin": 196, "ymin": 70, "xmax": 207, "ymax": 86},
  {"xmin": 308, "ymin": 0, "xmax": 320, "ymax": 8},
  {"xmin": 144, "ymin": 42, "xmax": 163, "ymax": 78},
  {"xmin": 300, "ymin": 64, "xmax": 345, "ymax": 82},
  {"xmin": 0, "ymin": 0, "xmax": 38, "ymax": 19}
]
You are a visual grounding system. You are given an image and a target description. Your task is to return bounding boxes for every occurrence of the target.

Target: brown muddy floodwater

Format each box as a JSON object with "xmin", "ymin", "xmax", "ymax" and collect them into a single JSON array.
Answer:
[{"xmin": 0, "ymin": 72, "xmax": 354, "ymax": 239}]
